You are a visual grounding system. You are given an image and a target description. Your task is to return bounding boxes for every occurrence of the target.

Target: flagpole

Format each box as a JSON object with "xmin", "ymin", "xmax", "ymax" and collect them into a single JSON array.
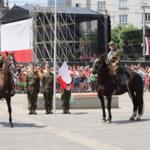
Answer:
[{"xmin": 53, "ymin": 0, "xmax": 57, "ymax": 115}]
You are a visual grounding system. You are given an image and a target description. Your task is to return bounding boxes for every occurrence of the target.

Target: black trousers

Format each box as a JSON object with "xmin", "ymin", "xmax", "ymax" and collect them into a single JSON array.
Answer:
[{"xmin": 61, "ymin": 89, "xmax": 71, "ymax": 111}]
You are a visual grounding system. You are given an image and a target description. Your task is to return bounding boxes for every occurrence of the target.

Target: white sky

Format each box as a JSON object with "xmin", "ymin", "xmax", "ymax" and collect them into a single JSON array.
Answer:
[{"xmin": 9, "ymin": 0, "xmax": 47, "ymax": 6}]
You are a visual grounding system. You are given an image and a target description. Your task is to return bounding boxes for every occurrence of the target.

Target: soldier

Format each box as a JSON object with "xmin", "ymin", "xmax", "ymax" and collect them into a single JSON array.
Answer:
[
  {"xmin": 0, "ymin": 53, "xmax": 4, "ymax": 68},
  {"xmin": 107, "ymin": 41, "xmax": 121, "ymax": 71},
  {"xmin": 61, "ymin": 83, "xmax": 72, "ymax": 114},
  {"xmin": 42, "ymin": 63, "xmax": 54, "ymax": 114},
  {"xmin": 5, "ymin": 52, "xmax": 16, "ymax": 96},
  {"xmin": 26, "ymin": 63, "xmax": 40, "ymax": 115},
  {"xmin": 107, "ymin": 41, "xmax": 129, "ymax": 94}
]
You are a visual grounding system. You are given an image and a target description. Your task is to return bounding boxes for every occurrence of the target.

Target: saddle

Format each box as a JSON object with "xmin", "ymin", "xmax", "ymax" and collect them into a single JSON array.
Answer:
[{"xmin": 112, "ymin": 66, "xmax": 130, "ymax": 95}]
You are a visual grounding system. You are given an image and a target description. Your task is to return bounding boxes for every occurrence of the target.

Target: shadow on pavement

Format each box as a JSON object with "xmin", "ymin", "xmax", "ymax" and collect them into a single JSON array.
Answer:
[
  {"xmin": 112, "ymin": 118, "xmax": 150, "ymax": 125},
  {"xmin": 72, "ymin": 112, "xmax": 89, "ymax": 115},
  {"xmin": 0, "ymin": 121, "xmax": 46, "ymax": 128}
]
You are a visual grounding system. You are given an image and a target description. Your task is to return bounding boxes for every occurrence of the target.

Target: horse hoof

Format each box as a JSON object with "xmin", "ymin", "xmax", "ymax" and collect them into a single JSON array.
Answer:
[
  {"xmin": 129, "ymin": 117, "xmax": 135, "ymax": 121},
  {"xmin": 10, "ymin": 123, "xmax": 13, "ymax": 128},
  {"xmin": 106, "ymin": 120, "xmax": 111, "ymax": 124},
  {"xmin": 136, "ymin": 117, "xmax": 141, "ymax": 121},
  {"xmin": 101, "ymin": 119, "xmax": 106, "ymax": 123}
]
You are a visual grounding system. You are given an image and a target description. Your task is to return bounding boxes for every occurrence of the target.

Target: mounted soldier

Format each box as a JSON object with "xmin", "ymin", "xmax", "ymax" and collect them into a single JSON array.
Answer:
[
  {"xmin": 107, "ymin": 41, "xmax": 129, "ymax": 94},
  {"xmin": 0, "ymin": 53, "xmax": 4, "ymax": 68},
  {"xmin": 3, "ymin": 52, "xmax": 16, "ymax": 96}
]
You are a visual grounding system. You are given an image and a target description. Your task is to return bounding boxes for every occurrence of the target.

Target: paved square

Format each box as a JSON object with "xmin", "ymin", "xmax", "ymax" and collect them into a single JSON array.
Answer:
[{"xmin": 0, "ymin": 93, "xmax": 150, "ymax": 150}]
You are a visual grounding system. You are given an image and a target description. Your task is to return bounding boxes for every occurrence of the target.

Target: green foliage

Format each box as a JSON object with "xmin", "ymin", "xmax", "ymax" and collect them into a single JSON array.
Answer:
[
  {"xmin": 112, "ymin": 24, "xmax": 138, "ymax": 50},
  {"xmin": 111, "ymin": 24, "xmax": 143, "ymax": 59}
]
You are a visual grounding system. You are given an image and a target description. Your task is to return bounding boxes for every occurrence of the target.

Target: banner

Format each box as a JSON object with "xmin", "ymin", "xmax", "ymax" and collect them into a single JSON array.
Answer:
[{"xmin": 1, "ymin": 19, "xmax": 33, "ymax": 62}]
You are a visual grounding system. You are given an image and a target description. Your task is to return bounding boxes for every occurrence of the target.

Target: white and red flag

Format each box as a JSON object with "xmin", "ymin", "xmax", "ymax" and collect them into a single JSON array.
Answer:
[
  {"xmin": 1, "ymin": 19, "xmax": 33, "ymax": 62},
  {"xmin": 57, "ymin": 61, "xmax": 72, "ymax": 89},
  {"xmin": 145, "ymin": 36, "xmax": 150, "ymax": 56}
]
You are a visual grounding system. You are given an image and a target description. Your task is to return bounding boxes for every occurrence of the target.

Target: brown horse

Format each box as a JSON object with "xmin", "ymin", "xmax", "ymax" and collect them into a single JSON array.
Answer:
[
  {"xmin": 92, "ymin": 55, "xmax": 144, "ymax": 123},
  {"xmin": 0, "ymin": 53, "xmax": 16, "ymax": 127}
]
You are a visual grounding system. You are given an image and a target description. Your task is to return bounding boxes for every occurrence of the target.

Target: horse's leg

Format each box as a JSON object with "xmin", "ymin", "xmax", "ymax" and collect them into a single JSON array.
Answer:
[
  {"xmin": 128, "ymin": 89, "xmax": 137, "ymax": 121},
  {"xmin": 106, "ymin": 95, "xmax": 112, "ymax": 123},
  {"xmin": 98, "ymin": 94, "xmax": 106, "ymax": 122},
  {"xmin": 6, "ymin": 96, "xmax": 13, "ymax": 127},
  {"xmin": 136, "ymin": 90, "xmax": 144, "ymax": 121}
]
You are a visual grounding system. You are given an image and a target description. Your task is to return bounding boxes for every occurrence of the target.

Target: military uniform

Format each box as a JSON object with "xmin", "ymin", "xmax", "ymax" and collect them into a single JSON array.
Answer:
[
  {"xmin": 0, "ymin": 54, "xmax": 4, "ymax": 68},
  {"xmin": 26, "ymin": 64, "xmax": 40, "ymax": 114},
  {"xmin": 107, "ymin": 42, "xmax": 122, "ymax": 75},
  {"xmin": 42, "ymin": 64, "xmax": 54, "ymax": 114},
  {"xmin": 61, "ymin": 84, "xmax": 71, "ymax": 114},
  {"xmin": 107, "ymin": 41, "xmax": 129, "ymax": 94}
]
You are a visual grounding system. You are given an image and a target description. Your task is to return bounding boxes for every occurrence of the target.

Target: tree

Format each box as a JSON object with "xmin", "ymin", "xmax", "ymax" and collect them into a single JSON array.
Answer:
[
  {"xmin": 111, "ymin": 24, "xmax": 138, "ymax": 50},
  {"xmin": 111, "ymin": 24, "xmax": 141, "ymax": 59}
]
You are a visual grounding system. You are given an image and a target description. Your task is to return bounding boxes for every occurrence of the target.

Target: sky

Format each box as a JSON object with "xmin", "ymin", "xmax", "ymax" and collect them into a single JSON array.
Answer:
[{"xmin": 9, "ymin": 0, "xmax": 48, "ymax": 6}]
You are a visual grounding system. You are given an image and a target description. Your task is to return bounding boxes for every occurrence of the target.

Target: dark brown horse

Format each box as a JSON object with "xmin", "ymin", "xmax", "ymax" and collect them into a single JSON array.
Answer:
[
  {"xmin": 0, "ymin": 53, "xmax": 16, "ymax": 127},
  {"xmin": 92, "ymin": 55, "xmax": 144, "ymax": 123}
]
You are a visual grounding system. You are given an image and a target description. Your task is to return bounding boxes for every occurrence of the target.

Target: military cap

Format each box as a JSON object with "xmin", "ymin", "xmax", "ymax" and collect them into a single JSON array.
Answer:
[
  {"xmin": 108, "ymin": 41, "xmax": 115, "ymax": 46},
  {"xmin": 45, "ymin": 63, "xmax": 51, "ymax": 68}
]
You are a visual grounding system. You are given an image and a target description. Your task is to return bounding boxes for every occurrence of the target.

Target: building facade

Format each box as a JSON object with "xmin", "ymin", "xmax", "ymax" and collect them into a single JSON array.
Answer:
[
  {"xmin": 47, "ymin": 0, "xmax": 71, "ymax": 7},
  {"xmin": 71, "ymin": 0, "xmax": 150, "ymax": 29}
]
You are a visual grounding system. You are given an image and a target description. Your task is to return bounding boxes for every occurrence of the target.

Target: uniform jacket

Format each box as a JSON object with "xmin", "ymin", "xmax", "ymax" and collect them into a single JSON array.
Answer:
[
  {"xmin": 26, "ymin": 71, "xmax": 40, "ymax": 94},
  {"xmin": 42, "ymin": 71, "xmax": 54, "ymax": 93}
]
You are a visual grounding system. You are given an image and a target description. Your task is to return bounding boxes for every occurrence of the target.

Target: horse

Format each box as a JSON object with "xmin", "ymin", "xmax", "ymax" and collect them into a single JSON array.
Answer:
[
  {"xmin": 92, "ymin": 55, "xmax": 144, "ymax": 123},
  {"xmin": 0, "ymin": 53, "xmax": 16, "ymax": 127}
]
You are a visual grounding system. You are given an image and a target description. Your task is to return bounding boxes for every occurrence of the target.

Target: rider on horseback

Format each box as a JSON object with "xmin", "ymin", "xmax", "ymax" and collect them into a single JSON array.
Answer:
[
  {"xmin": 0, "ymin": 53, "xmax": 4, "ymax": 68},
  {"xmin": 107, "ymin": 41, "xmax": 129, "ymax": 94},
  {"xmin": 5, "ymin": 52, "xmax": 15, "ymax": 96}
]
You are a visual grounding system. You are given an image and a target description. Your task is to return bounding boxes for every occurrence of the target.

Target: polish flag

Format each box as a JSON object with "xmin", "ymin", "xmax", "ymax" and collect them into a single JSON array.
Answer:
[
  {"xmin": 57, "ymin": 62, "xmax": 72, "ymax": 90},
  {"xmin": 1, "ymin": 19, "xmax": 33, "ymax": 62},
  {"xmin": 145, "ymin": 37, "xmax": 150, "ymax": 56}
]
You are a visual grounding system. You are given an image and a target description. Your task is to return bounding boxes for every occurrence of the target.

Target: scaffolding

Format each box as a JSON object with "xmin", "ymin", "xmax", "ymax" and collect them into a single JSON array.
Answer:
[{"xmin": 29, "ymin": 6, "xmax": 78, "ymax": 63}]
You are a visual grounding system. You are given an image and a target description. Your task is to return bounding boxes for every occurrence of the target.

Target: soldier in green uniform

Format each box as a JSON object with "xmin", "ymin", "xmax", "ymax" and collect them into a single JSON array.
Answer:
[
  {"xmin": 107, "ymin": 41, "xmax": 129, "ymax": 94},
  {"xmin": 42, "ymin": 63, "xmax": 54, "ymax": 114},
  {"xmin": 26, "ymin": 63, "xmax": 40, "ymax": 115},
  {"xmin": 61, "ymin": 83, "xmax": 72, "ymax": 114}
]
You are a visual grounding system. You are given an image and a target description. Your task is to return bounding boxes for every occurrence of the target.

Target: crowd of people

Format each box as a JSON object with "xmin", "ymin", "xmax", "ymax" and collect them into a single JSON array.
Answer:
[
  {"xmin": 15, "ymin": 63, "xmax": 97, "ymax": 94},
  {"xmin": 14, "ymin": 63, "xmax": 150, "ymax": 94}
]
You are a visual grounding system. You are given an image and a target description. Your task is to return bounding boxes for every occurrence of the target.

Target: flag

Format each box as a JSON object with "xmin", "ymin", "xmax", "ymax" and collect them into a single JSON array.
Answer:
[
  {"xmin": 57, "ymin": 61, "xmax": 72, "ymax": 89},
  {"xmin": 145, "ymin": 37, "xmax": 150, "ymax": 56}
]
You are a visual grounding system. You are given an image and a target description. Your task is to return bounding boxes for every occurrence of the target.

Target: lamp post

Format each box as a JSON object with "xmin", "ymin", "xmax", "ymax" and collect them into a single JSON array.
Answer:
[
  {"xmin": 53, "ymin": 0, "xmax": 57, "ymax": 115},
  {"xmin": 141, "ymin": 1, "xmax": 147, "ymax": 61}
]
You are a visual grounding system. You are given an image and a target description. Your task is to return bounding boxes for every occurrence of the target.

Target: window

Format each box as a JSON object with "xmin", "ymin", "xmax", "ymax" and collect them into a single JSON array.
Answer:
[
  {"xmin": 97, "ymin": 1, "xmax": 106, "ymax": 11},
  {"xmin": 119, "ymin": 0, "xmax": 128, "ymax": 9},
  {"xmin": 145, "ymin": 13, "xmax": 150, "ymax": 23},
  {"xmin": 119, "ymin": 14, "xmax": 128, "ymax": 24}
]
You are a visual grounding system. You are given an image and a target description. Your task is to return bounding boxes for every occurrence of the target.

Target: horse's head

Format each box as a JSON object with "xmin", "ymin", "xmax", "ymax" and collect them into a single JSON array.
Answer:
[
  {"xmin": 92, "ymin": 54, "xmax": 107, "ymax": 75},
  {"xmin": 4, "ymin": 52, "xmax": 16, "ymax": 71}
]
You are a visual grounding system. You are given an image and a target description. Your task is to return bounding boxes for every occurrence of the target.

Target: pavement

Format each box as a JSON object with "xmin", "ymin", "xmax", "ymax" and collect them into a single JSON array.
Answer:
[{"xmin": 0, "ymin": 92, "xmax": 150, "ymax": 150}]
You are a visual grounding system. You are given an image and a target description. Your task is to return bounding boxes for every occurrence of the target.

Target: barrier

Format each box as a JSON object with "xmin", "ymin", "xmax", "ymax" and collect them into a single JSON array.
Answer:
[{"xmin": 37, "ymin": 93, "xmax": 119, "ymax": 109}]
